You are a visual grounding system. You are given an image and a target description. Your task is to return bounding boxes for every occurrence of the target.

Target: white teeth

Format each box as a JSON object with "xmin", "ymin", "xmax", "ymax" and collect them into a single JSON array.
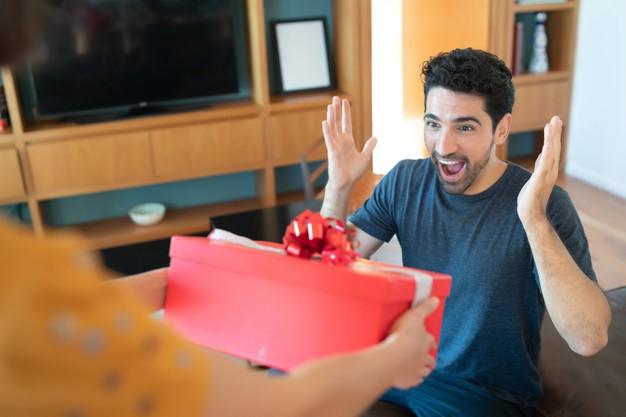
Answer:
[{"xmin": 439, "ymin": 159, "xmax": 464, "ymax": 165}]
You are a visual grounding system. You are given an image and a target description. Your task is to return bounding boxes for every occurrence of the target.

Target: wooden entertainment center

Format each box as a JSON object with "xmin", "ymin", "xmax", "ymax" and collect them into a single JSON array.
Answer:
[{"xmin": 0, "ymin": 0, "xmax": 372, "ymax": 250}]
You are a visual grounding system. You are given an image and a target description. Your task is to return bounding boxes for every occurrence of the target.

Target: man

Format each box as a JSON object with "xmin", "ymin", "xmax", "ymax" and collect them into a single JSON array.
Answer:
[{"xmin": 321, "ymin": 48, "xmax": 611, "ymax": 416}]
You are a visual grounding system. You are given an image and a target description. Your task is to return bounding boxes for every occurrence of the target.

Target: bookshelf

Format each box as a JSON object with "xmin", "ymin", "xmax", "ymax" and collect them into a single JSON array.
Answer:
[
  {"xmin": 500, "ymin": 0, "xmax": 579, "ymax": 169},
  {"xmin": 0, "ymin": 0, "xmax": 372, "ymax": 249}
]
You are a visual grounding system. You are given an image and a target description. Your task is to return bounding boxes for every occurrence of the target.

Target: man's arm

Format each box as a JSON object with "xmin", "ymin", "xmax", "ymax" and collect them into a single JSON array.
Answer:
[
  {"xmin": 320, "ymin": 96, "xmax": 384, "ymax": 258},
  {"xmin": 517, "ymin": 116, "xmax": 611, "ymax": 356}
]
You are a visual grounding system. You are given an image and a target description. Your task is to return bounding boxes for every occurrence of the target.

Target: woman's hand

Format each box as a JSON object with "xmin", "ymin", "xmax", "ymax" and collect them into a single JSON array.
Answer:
[{"xmin": 384, "ymin": 297, "xmax": 439, "ymax": 388}]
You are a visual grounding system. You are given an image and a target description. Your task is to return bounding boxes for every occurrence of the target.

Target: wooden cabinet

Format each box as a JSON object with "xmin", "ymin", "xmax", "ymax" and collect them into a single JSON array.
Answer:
[
  {"xmin": 269, "ymin": 109, "xmax": 327, "ymax": 164},
  {"xmin": 511, "ymin": 79, "xmax": 570, "ymax": 133},
  {"xmin": 0, "ymin": 147, "xmax": 25, "ymax": 202},
  {"xmin": 27, "ymin": 132, "xmax": 153, "ymax": 198},
  {"xmin": 151, "ymin": 117, "xmax": 265, "ymax": 179}
]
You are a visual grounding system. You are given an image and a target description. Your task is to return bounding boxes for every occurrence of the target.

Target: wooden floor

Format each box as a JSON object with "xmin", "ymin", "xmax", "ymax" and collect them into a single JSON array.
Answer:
[{"xmin": 558, "ymin": 176, "xmax": 626, "ymax": 291}]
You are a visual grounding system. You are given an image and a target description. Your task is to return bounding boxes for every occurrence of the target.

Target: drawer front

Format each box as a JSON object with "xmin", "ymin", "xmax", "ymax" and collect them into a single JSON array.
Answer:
[
  {"xmin": 151, "ymin": 117, "xmax": 265, "ymax": 178},
  {"xmin": 512, "ymin": 81, "xmax": 570, "ymax": 132},
  {"xmin": 269, "ymin": 109, "xmax": 327, "ymax": 162},
  {"xmin": 28, "ymin": 132, "xmax": 153, "ymax": 195},
  {"xmin": 0, "ymin": 148, "xmax": 25, "ymax": 201}
]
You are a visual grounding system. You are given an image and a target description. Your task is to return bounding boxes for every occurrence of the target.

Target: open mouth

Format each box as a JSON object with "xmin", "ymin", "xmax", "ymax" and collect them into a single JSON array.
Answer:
[{"xmin": 437, "ymin": 158, "xmax": 467, "ymax": 182}]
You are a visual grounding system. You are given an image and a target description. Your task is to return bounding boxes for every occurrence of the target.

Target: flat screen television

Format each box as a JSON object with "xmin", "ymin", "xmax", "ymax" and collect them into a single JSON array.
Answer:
[{"xmin": 26, "ymin": 0, "xmax": 250, "ymax": 122}]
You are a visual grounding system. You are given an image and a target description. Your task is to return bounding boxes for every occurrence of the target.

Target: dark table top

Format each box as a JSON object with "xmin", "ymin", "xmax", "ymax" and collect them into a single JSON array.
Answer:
[{"xmin": 210, "ymin": 199, "xmax": 323, "ymax": 243}]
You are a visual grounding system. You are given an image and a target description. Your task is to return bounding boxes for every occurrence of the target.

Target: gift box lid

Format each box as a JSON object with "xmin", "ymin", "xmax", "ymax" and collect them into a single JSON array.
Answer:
[{"xmin": 169, "ymin": 236, "xmax": 451, "ymax": 304}]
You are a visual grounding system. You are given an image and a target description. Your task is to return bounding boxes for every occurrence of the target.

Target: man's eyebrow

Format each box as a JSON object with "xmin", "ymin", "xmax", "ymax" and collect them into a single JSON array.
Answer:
[
  {"xmin": 423, "ymin": 114, "xmax": 482, "ymax": 126},
  {"xmin": 453, "ymin": 116, "xmax": 482, "ymax": 126}
]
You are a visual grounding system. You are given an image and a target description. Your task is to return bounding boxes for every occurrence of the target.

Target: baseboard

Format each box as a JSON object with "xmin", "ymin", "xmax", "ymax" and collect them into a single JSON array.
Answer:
[{"xmin": 565, "ymin": 163, "xmax": 626, "ymax": 200}]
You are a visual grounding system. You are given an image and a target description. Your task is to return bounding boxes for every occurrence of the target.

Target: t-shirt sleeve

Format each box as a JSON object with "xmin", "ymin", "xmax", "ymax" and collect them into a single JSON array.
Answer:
[
  {"xmin": 533, "ymin": 187, "xmax": 597, "ymax": 283},
  {"xmin": 0, "ymin": 222, "xmax": 210, "ymax": 417},
  {"xmin": 348, "ymin": 162, "xmax": 401, "ymax": 243}
]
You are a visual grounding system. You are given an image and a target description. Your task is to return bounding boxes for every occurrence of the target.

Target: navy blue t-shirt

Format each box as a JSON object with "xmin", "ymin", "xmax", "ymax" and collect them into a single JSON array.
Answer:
[{"xmin": 349, "ymin": 159, "xmax": 596, "ymax": 407}]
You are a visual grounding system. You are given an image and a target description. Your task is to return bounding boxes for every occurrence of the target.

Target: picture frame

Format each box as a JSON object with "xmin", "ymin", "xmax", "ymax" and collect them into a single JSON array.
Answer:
[{"xmin": 271, "ymin": 17, "xmax": 335, "ymax": 94}]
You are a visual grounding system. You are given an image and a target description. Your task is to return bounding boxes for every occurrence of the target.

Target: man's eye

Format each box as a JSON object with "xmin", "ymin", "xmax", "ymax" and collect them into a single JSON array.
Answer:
[
  {"xmin": 459, "ymin": 125, "xmax": 474, "ymax": 132},
  {"xmin": 426, "ymin": 121, "xmax": 440, "ymax": 128}
]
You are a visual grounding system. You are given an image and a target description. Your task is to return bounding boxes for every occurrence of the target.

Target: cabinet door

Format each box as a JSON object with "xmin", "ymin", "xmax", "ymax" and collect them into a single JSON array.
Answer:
[
  {"xmin": 0, "ymin": 148, "xmax": 25, "ymax": 201},
  {"xmin": 512, "ymin": 81, "xmax": 570, "ymax": 133},
  {"xmin": 28, "ymin": 132, "xmax": 153, "ymax": 197},
  {"xmin": 151, "ymin": 117, "xmax": 265, "ymax": 179},
  {"xmin": 269, "ymin": 109, "xmax": 327, "ymax": 163}
]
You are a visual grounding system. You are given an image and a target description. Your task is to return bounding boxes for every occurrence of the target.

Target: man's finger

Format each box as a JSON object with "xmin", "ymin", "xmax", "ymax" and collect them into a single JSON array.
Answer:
[
  {"xmin": 342, "ymin": 99, "xmax": 352, "ymax": 134},
  {"xmin": 322, "ymin": 121, "xmax": 333, "ymax": 147},
  {"xmin": 326, "ymin": 104, "xmax": 334, "ymax": 129},
  {"xmin": 361, "ymin": 137, "xmax": 378, "ymax": 160},
  {"xmin": 543, "ymin": 116, "xmax": 562, "ymax": 173},
  {"xmin": 332, "ymin": 96, "xmax": 341, "ymax": 134}
]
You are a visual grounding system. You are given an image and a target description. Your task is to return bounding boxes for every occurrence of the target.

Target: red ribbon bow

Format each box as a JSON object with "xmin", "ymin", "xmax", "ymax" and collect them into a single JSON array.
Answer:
[{"xmin": 282, "ymin": 210, "xmax": 359, "ymax": 265}]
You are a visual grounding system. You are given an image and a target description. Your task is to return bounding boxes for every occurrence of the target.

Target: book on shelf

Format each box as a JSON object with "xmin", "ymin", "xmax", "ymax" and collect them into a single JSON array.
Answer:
[{"xmin": 512, "ymin": 21, "xmax": 525, "ymax": 75}]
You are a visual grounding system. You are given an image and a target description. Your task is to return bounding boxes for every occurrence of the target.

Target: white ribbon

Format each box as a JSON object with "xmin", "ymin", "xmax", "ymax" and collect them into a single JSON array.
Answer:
[
  {"xmin": 350, "ymin": 263, "xmax": 433, "ymax": 308},
  {"xmin": 208, "ymin": 228, "xmax": 432, "ymax": 306}
]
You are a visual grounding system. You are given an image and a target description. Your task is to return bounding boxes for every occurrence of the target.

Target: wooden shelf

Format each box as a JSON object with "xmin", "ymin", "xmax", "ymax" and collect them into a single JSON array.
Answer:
[
  {"xmin": 269, "ymin": 90, "xmax": 349, "ymax": 113},
  {"xmin": 276, "ymin": 189, "xmax": 323, "ymax": 205},
  {"xmin": 513, "ymin": 1, "xmax": 576, "ymax": 13},
  {"xmin": 21, "ymin": 100, "xmax": 261, "ymax": 143},
  {"xmin": 54, "ymin": 197, "xmax": 263, "ymax": 250},
  {"xmin": 513, "ymin": 70, "xmax": 570, "ymax": 85},
  {"xmin": 0, "ymin": 196, "xmax": 27, "ymax": 205},
  {"xmin": 0, "ymin": 134, "xmax": 15, "ymax": 145},
  {"xmin": 32, "ymin": 161, "xmax": 267, "ymax": 201}
]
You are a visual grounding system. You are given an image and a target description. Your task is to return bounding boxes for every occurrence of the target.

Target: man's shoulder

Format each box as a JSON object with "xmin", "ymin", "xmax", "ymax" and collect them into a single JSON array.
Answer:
[
  {"xmin": 373, "ymin": 159, "xmax": 433, "ymax": 201},
  {"xmin": 505, "ymin": 162, "xmax": 533, "ymax": 184},
  {"xmin": 392, "ymin": 158, "xmax": 433, "ymax": 177}
]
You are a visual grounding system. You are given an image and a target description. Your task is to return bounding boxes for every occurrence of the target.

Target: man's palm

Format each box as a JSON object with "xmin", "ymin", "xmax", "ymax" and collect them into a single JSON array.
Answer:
[{"xmin": 323, "ymin": 97, "xmax": 377, "ymax": 191}]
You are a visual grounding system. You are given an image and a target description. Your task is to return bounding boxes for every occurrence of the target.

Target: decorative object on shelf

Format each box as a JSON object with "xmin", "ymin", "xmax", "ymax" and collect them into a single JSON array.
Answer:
[
  {"xmin": 529, "ymin": 12, "xmax": 549, "ymax": 74},
  {"xmin": 272, "ymin": 18, "xmax": 334, "ymax": 93},
  {"xmin": 129, "ymin": 203, "xmax": 166, "ymax": 226}
]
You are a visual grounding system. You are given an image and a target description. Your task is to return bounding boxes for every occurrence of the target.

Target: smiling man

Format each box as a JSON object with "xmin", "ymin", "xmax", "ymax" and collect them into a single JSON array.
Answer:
[{"xmin": 321, "ymin": 48, "xmax": 611, "ymax": 416}]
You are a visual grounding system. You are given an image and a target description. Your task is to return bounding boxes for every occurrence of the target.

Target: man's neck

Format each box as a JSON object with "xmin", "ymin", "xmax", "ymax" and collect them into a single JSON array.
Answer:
[{"xmin": 463, "ymin": 157, "xmax": 508, "ymax": 195}]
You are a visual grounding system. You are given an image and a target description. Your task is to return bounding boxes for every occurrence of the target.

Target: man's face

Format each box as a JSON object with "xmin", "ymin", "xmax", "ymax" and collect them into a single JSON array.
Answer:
[{"xmin": 424, "ymin": 87, "xmax": 498, "ymax": 194}]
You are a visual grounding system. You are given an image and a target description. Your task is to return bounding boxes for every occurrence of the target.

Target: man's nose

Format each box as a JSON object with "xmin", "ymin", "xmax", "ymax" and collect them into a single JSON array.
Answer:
[{"xmin": 436, "ymin": 129, "xmax": 458, "ymax": 157}]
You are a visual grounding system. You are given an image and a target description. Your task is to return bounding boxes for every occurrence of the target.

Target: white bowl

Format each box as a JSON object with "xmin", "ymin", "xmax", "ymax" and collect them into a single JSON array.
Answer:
[{"xmin": 129, "ymin": 203, "xmax": 166, "ymax": 226}]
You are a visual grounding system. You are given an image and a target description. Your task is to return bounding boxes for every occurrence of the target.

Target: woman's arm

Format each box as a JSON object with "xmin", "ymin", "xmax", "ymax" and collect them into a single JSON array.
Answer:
[
  {"xmin": 204, "ymin": 298, "xmax": 439, "ymax": 417},
  {"xmin": 110, "ymin": 267, "xmax": 169, "ymax": 312}
]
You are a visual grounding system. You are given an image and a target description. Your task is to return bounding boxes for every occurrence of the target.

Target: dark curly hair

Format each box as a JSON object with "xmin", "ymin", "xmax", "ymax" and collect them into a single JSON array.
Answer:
[{"xmin": 421, "ymin": 48, "xmax": 515, "ymax": 131}]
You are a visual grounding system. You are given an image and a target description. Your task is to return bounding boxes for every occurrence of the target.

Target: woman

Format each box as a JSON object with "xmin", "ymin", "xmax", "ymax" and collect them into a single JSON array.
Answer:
[{"xmin": 0, "ymin": 2, "xmax": 437, "ymax": 416}]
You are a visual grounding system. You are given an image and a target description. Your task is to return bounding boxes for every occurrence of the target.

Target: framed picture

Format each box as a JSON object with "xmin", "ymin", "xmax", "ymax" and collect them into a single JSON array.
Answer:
[{"xmin": 271, "ymin": 17, "xmax": 335, "ymax": 93}]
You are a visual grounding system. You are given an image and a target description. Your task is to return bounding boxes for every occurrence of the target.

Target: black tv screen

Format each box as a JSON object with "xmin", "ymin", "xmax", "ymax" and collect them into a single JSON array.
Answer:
[{"xmin": 28, "ymin": 0, "xmax": 249, "ymax": 120}]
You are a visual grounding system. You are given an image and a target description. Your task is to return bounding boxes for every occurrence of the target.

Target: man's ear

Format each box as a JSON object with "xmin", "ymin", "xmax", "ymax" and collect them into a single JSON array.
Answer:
[{"xmin": 494, "ymin": 113, "xmax": 512, "ymax": 146}]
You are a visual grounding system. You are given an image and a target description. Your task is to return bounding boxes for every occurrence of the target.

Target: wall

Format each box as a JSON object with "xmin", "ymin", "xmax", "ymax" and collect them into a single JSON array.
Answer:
[{"xmin": 565, "ymin": 0, "xmax": 626, "ymax": 199}]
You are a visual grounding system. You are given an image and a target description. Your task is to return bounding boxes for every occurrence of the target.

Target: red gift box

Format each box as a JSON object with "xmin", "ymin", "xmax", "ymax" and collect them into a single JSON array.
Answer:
[{"xmin": 164, "ymin": 234, "xmax": 451, "ymax": 370}]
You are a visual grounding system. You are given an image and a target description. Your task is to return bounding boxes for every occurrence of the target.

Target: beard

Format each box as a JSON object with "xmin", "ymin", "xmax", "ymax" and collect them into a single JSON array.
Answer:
[{"xmin": 431, "ymin": 141, "xmax": 493, "ymax": 194}]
